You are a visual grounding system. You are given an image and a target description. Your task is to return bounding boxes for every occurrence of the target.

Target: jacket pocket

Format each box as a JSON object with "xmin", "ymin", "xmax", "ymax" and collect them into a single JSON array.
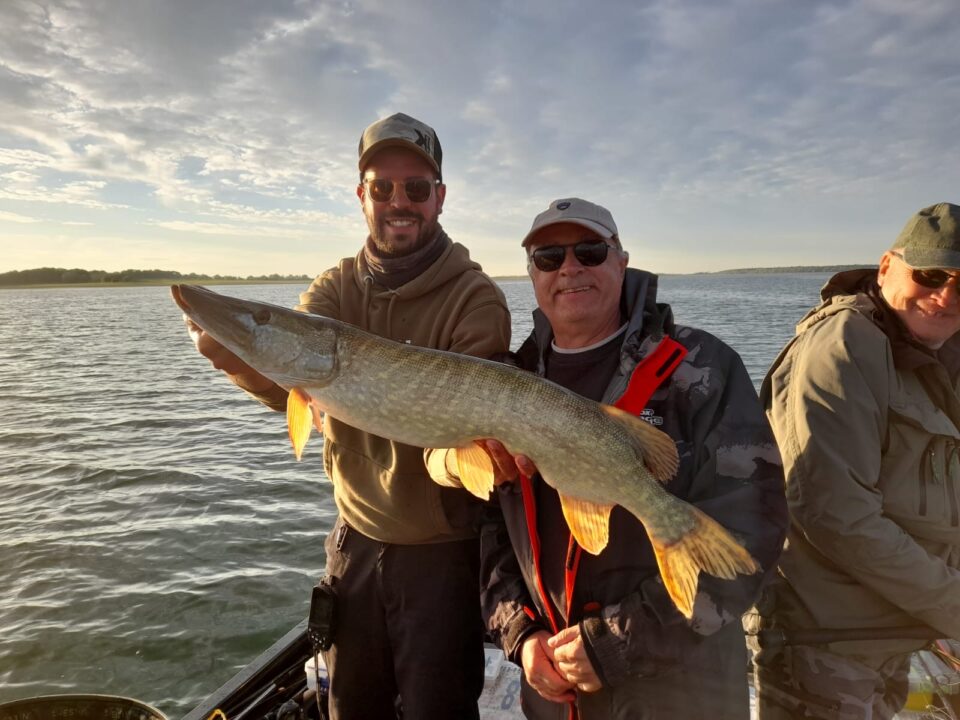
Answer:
[
  {"xmin": 947, "ymin": 443, "xmax": 960, "ymax": 527},
  {"xmin": 919, "ymin": 437, "xmax": 960, "ymax": 527}
]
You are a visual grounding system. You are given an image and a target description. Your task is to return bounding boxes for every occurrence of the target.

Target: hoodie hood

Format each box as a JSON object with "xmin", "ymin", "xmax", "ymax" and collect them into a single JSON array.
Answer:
[
  {"xmin": 818, "ymin": 268, "xmax": 879, "ymax": 303},
  {"xmin": 353, "ymin": 229, "xmax": 482, "ymax": 301}
]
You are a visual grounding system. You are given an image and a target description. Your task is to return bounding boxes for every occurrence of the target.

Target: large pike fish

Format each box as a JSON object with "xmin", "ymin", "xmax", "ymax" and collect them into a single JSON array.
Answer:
[{"xmin": 172, "ymin": 284, "xmax": 758, "ymax": 618}]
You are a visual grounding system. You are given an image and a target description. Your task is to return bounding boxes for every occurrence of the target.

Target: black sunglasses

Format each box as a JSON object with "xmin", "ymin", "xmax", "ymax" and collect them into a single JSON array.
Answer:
[
  {"xmin": 529, "ymin": 240, "xmax": 614, "ymax": 272},
  {"xmin": 363, "ymin": 177, "xmax": 440, "ymax": 204},
  {"xmin": 892, "ymin": 252, "xmax": 960, "ymax": 291}
]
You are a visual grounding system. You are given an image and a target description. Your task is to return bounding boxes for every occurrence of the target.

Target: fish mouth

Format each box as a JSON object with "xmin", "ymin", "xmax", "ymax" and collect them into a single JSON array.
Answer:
[
  {"xmin": 172, "ymin": 283, "xmax": 235, "ymax": 323},
  {"xmin": 171, "ymin": 283, "xmax": 242, "ymax": 339},
  {"xmin": 171, "ymin": 284, "xmax": 191, "ymax": 313}
]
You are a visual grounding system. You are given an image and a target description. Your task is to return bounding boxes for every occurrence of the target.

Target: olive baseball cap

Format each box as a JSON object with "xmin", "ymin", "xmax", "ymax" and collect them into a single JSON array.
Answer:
[
  {"xmin": 521, "ymin": 198, "xmax": 619, "ymax": 248},
  {"xmin": 891, "ymin": 202, "xmax": 960, "ymax": 269},
  {"xmin": 358, "ymin": 112, "xmax": 443, "ymax": 180}
]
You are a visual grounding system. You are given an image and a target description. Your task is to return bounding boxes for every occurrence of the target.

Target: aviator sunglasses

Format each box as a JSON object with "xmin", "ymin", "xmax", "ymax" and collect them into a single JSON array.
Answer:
[
  {"xmin": 363, "ymin": 177, "xmax": 440, "ymax": 204},
  {"xmin": 530, "ymin": 239, "xmax": 614, "ymax": 272},
  {"xmin": 892, "ymin": 251, "xmax": 960, "ymax": 292}
]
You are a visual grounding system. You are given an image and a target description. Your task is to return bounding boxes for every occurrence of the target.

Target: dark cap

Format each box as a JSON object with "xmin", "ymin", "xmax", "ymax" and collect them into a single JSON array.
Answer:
[
  {"xmin": 521, "ymin": 198, "xmax": 619, "ymax": 248},
  {"xmin": 358, "ymin": 113, "xmax": 442, "ymax": 180},
  {"xmin": 891, "ymin": 202, "xmax": 960, "ymax": 269}
]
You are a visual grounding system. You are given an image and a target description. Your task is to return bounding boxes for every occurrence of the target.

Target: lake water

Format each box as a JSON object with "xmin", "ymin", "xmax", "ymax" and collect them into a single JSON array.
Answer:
[{"xmin": 0, "ymin": 273, "xmax": 832, "ymax": 717}]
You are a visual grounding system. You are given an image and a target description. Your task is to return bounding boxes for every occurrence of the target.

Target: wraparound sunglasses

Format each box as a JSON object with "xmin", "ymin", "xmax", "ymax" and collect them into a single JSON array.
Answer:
[
  {"xmin": 892, "ymin": 251, "xmax": 960, "ymax": 291},
  {"xmin": 529, "ymin": 240, "xmax": 614, "ymax": 272}
]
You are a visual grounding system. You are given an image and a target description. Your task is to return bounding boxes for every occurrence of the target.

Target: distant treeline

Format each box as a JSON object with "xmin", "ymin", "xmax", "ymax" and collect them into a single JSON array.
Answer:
[
  {"xmin": 708, "ymin": 264, "xmax": 872, "ymax": 275},
  {"xmin": 0, "ymin": 267, "xmax": 312, "ymax": 286}
]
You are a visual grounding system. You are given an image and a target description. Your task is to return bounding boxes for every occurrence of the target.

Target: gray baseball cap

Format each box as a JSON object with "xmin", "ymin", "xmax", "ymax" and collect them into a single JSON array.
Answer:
[
  {"xmin": 521, "ymin": 198, "xmax": 619, "ymax": 247},
  {"xmin": 891, "ymin": 202, "xmax": 960, "ymax": 269},
  {"xmin": 358, "ymin": 113, "xmax": 443, "ymax": 180}
]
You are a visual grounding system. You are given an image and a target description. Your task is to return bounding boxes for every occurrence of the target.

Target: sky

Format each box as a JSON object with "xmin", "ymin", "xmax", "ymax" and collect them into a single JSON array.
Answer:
[{"xmin": 1, "ymin": 0, "xmax": 959, "ymax": 277}]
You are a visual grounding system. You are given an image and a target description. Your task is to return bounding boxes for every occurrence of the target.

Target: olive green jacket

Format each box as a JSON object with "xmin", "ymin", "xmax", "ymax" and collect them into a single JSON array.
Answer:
[
  {"xmin": 762, "ymin": 269, "xmax": 960, "ymax": 655},
  {"xmin": 253, "ymin": 233, "xmax": 511, "ymax": 544}
]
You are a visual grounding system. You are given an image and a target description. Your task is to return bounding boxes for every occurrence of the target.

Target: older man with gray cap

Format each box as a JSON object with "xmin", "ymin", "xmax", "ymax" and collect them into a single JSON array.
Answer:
[
  {"xmin": 752, "ymin": 203, "xmax": 960, "ymax": 719},
  {"xmin": 185, "ymin": 112, "xmax": 510, "ymax": 720},
  {"xmin": 458, "ymin": 198, "xmax": 786, "ymax": 718}
]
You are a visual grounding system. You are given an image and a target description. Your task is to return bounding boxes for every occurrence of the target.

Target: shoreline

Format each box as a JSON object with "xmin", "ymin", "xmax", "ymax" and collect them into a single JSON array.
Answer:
[
  {"xmin": 0, "ymin": 266, "xmax": 871, "ymax": 290},
  {"xmin": 0, "ymin": 279, "xmax": 311, "ymax": 290}
]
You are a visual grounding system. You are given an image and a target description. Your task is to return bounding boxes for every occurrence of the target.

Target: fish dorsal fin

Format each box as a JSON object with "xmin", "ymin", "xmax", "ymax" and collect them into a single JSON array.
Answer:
[
  {"xmin": 600, "ymin": 405, "xmax": 678, "ymax": 484},
  {"xmin": 287, "ymin": 387, "xmax": 321, "ymax": 460},
  {"xmin": 558, "ymin": 492, "xmax": 614, "ymax": 555},
  {"xmin": 453, "ymin": 444, "xmax": 495, "ymax": 499}
]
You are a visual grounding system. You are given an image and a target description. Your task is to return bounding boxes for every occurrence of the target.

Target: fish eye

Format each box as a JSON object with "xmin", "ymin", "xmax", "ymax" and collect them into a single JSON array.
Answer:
[{"xmin": 253, "ymin": 309, "xmax": 272, "ymax": 325}]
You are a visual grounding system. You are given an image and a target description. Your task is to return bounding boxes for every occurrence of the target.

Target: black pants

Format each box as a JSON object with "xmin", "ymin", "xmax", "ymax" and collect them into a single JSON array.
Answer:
[{"xmin": 322, "ymin": 517, "xmax": 485, "ymax": 720}]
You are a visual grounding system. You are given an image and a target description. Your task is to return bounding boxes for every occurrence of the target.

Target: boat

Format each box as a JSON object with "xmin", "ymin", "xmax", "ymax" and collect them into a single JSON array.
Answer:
[
  {"xmin": 182, "ymin": 621, "xmax": 959, "ymax": 720},
  {"xmin": 0, "ymin": 694, "xmax": 168, "ymax": 720},
  {"xmin": 1, "ymin": 623, "xmax": 950, "ymax": 720},
  {"xmin": 182, "ymin": 620, "xmax": 524, "ymax": 720}
]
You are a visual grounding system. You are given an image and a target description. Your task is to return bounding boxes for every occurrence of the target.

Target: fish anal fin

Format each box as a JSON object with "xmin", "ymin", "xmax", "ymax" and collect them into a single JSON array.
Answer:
[
  {"xmin": 651, "ymin": 506, "xmax": 760, "ymax": 619},
  {"xmin": 601, "ymin": 405, "xmax": 678, "ymax": 484},
  {"xmin": 454, "ymin": 444, "xmax": 495, "ymax": 499},
  {"xmin": 558, "ymin": 492, "xmax": 613, "ymax": 555},
  {"xmin": 287, "ymin": 387, "xmax": 316, "ymax": 461}
]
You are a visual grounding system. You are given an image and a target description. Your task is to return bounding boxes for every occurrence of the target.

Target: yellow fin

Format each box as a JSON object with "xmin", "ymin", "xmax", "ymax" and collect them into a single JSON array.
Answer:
[
  {"xmin": 558, "ymin": 492, "xmax": 614, "ymax": 555},
  {"xmin": 600, "ymin": 405, "xmax": 678, "ymax": 484},
  {"xmin": 651, "ymin": 507, "xmax": 760, "ymax": 619},
  {"xmin": 453, "ymin": 444, "xmax": 495, "ymax": 499},
  {"xmin": 287, "ymin": 387, "xmax": 316, "ymax": 461}
]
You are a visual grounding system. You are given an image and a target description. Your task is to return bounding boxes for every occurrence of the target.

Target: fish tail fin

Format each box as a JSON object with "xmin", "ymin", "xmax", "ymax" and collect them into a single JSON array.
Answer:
[
  {"xmin": 651, "ymin": 508, "xmax": 760, "ymax": 619},
  {"xmin": 600, "ymin": 405, "xmax": 678, "ymax": 483},
  {"xmin": 287, "ymin": 387, "xmax": 321, "ymax": 460}
]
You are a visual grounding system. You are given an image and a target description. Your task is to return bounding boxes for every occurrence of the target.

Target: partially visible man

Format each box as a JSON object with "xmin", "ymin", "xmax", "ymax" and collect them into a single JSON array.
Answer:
[
  {"xmin": 436, "ymin": 198, "xmax": 787, "ymax": 718},
  {"xmin": 185, "ymin": 113, "xmax": 510, "ymax": 720},
  {"xmin": 753, "ymin": 202, "xmax": 960, "ymax": 719}
]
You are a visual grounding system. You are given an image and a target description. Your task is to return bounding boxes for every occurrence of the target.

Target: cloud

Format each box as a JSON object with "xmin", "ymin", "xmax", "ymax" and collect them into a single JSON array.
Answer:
[
  {"xmin": 0, "ymin": 210, "xmax": 39, "ymax": 223},
  {"xmin": 1, "ymin": 0, "xmax": 959, "ymax": 275}
]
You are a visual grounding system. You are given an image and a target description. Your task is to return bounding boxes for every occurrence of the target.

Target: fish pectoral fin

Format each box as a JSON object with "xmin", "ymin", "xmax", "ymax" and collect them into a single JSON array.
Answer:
[
  {"xmin": 453, "ymin": 444, "xmax": 496, "ymax": 499},
  {"xmin": 558, "ymin": 492, "xmax": 614, "ymax": 555},
  {"xmin": 287, "ymin": 387, "xmax": 317, "ymax": 461},
  {"xmin": 651, "ymin": 506, "xmax": 760, "ymax": 620},
  {"xmin": 600, "ymin": 405, "xmax": 678, "ymax": 484}
]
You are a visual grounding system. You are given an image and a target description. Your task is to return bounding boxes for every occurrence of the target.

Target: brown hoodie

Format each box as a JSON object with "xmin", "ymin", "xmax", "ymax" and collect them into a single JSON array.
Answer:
[{"xmin": 253, "ymin": 234, "xmax": 511, "ymax": 544}]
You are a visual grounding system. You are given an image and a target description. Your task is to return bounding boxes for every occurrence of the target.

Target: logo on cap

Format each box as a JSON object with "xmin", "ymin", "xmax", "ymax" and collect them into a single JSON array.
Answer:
[
  {"xmin": 556, "ymin": 201, "xmax": 571, "ymax": 210},
  {"xmin": 414, "ymin": 130, "xmax": 432, "ymax": 154}
]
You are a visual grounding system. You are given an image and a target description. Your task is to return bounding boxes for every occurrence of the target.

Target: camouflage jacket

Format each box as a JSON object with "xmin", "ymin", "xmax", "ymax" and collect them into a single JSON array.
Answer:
[{"xmin": 479, "ymin": 268, "xmax": 787, "ymax": 688}]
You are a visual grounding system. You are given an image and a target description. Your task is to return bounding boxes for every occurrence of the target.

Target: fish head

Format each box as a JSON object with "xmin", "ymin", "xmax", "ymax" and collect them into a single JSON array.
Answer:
[{"xmin": 172, "ymin": 284, "xmax": 338, "ymax": 387}]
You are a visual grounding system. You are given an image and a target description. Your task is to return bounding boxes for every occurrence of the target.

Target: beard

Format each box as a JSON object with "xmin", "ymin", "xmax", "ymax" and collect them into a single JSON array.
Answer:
[{"xmin": 368, "ymin": 210, "xmax": 441, "ymax": 257}]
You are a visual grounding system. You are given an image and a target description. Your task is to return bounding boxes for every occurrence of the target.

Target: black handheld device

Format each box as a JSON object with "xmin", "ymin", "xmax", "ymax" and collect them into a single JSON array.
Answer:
[{"xmin": 307, "ymin": 578, "xmax": 337, "ymax": 651}]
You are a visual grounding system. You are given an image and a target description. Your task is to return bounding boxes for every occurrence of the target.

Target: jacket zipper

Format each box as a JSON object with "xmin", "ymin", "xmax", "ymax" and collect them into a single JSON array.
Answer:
[
  {"xmin": 920, "ymin": 447, "xmax": 931, "ymax": 517},
  {"xmin": 948, "ymin": 473, "xmax": 959, "ymax": 527},
  {"xmin": 948, "ymin": 445, "xmax": 959, "ymax": 527}
]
